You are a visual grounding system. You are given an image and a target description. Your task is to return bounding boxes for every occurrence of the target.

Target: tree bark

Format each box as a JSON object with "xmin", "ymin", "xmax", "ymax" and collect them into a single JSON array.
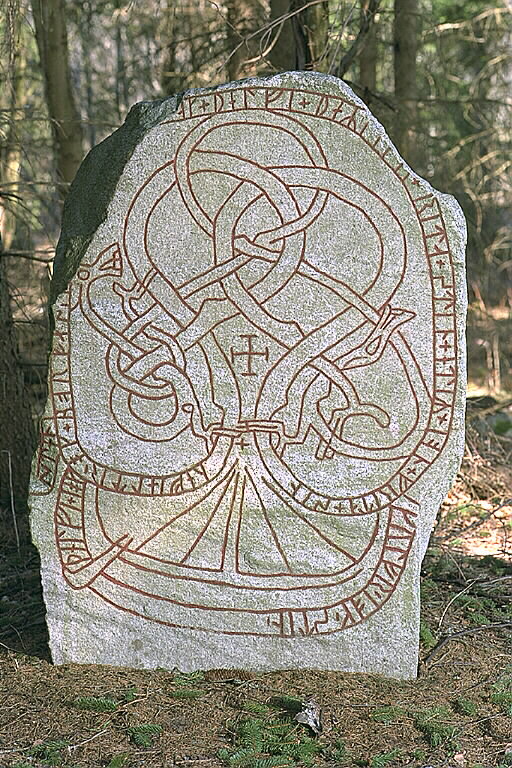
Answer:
[
  {"xmin": 0, "ymin": 2, "xmax": 35, "ymax": 531},
  {"xmin": 114, "ymin": 0, "xmax": 130, "ymax": 118},
  {"xmin": 393, "ymin": 0, "xmax": 418, "ymax": 167},
  {"xmin": 160, "ymin": 0, "xmax": 178, "ymax": 95},
  {"xmin": 0, "ymin": 246, "xmax": 35, "ymax": 519},
  {"xmin": 81, "ymin": 0, "xmax": 96, "ymax": 148},
  {"xmin": 0, "ymin": 2, "xmax": 23, "ymax": 251},
  {"xmin": 302, "ymin": 0, "xmax": 329, "ymax": 71},
  {"xmin": 269, "ymin": 0, "xmax": 297, "ymax": 71},
  {"xmin": 268, "ymin": 0, "xmax": 329, "ymax": 72},
  {"xmin": 225, "ymin": 0, "xmax": 266, "ymax": 81},
  {"xmin": 358, "ymin": 0, "xmax": 378, "ymax": 92},
  {"xmin": 31, "ymin": 0, "xmax": 83, "ymax": 200},
  {"xmin": 336, "ymin": 0, "xmax": 381, "ymax": 79}
]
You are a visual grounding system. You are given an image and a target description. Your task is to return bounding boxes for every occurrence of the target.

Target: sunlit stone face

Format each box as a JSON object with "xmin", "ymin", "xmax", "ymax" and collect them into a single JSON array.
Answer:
[{"xmin": 30, "ymin": 72, "xmax": 467, "ymax": 678}]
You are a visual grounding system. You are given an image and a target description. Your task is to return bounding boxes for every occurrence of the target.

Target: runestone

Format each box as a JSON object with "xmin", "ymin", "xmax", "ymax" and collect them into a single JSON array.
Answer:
[{"xmin": 30, "ymin": 72, "xmax": 467, "ymax": 678}]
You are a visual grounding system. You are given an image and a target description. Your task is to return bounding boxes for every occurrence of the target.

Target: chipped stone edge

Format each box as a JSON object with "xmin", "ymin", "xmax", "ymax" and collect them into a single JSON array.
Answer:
[{"xmin": 50, "ymin": 93, "xmax": 184, "ymax": 307}]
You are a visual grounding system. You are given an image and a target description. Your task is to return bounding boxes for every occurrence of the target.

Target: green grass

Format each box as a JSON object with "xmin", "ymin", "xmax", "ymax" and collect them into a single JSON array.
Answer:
[
  {"xmin": 449, "ymin": 592, "xmax": 512, "ymax": 626},
  {"xmin": 268, "ymin": 695, "xmax": 303, "ymax": 715},
  {"xmin": 370, "ymin": 749, "xmax": 401, "ymax": 768},
  {"xmin": 419, "ymin": 620, "xmax": 437, "ymax": 650},
  {"xmin": 28, "ymin": 739, "xmax": 69, "ymax": 766},
  {"xmin": 169, "ymin": 670, "xmax": 205, "ymax": 699},
  {"xmin": 173, "ymin": 670, "xmax": 205, "ymax": 685},
  {"xmin": 419, "ymin": 577, "xmax": 436, "ymax": 599},
  {"xmin": 480, "ymin": 554, "xmax": 510, "ymax": 575},
  {"xmin": 169, "ymin": 687, "xmax": 204, "ymax": 699},
  {"xmin": 74, "ymin": 687, "xmax": 143, "ymax": 711},
  {"xmin": 491, "ymin": 672, "xmax": 512, "ymax": 716},
  {"xmin": 327, "ymin": 738, "xmax": 348, "ymax": 762},
  {"xmin": 105, "ymin": 755, "xmax": 130, "ymax": 768},
  {"xmin": 454, "ymin": 696, "xmax": 478, "ymax": 716},
  {"xmin": 122, "ymin": 686, "xmax": 138, "ymax": 702},
  {"xmin": 243, "ymin": 700, "xmax": 275, "ymax": 715}
]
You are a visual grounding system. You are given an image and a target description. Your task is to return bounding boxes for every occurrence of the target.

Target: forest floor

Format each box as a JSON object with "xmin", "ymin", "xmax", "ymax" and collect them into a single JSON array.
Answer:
[{"xmin": 0, "ymin": 401, "xmax": 511, "ymax": 768}]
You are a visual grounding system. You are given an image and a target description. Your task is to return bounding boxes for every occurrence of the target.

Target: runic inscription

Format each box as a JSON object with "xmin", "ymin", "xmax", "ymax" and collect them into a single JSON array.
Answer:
[{"xmin": 30, "ymin": 73, "xmax": 466, "ymax": 675}]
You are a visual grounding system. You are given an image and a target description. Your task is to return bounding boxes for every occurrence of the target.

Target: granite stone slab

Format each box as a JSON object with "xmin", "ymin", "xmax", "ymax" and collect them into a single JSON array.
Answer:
[{"xmin": 30, "ymin": 72, "xmax": 467, "ymax": 678}]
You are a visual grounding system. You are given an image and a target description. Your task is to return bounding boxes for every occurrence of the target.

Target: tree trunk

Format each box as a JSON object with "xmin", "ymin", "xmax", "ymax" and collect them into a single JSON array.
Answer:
[
  {"xmin": 31, "ymin": 0, "xmax": 83, "ymax": 200},
  {"xmin": 302, "ymin": 0, "xmax": 329, "ymax": 71},
  {"xmin": 0, "ymin": 3, "xmax": 23, "ymax": 251},
  {"xmin": 269, "ymin": 0, "xmax": 296, "ymax": 71},
  {"xmin": 0, "ymin": 247, "xmax": 35, "ymax": 522},
  {"xmin": 114, "ymin": 0, "xmax": 130, "ymax": 116},
  {"xmin": 269, "ymin": 0, "xmax": 329, "ymax": 73},
  {"xmin": 336, "ymin": 0, "xmax": 381, "ymax": 79},
  {"xmin": 393, "ymin": 0, "xmax": 418, "ymax": 167},
  {"xmin": 160, "ymin": 0, "xmax": 179, "ymax": 95},
  {"xmin": 225, "ymin": 0, "xmax": 266, "ymax": 81},
  {"xmin": 0, "ymin": 2, "xmax": 35, "ymax": 524},
  {"xmin": 81, "ymin": 0, "xmax": 96, "ymax": 149},
  {"xmin": 358, "ymin": 0, "xmax": 377, "ymax": 92}
]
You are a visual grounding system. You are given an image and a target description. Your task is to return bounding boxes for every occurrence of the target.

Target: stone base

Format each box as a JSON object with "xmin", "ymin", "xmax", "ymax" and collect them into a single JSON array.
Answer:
[{"xmin": 40, "ymin": 555, "xmax": 420, "ymax": 679}]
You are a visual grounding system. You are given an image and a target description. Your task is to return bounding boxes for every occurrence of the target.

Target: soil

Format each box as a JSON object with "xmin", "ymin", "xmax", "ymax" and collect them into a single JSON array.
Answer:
[
  {"xmin": 0, "ymin": 411, "xmax": 511, "ymax": 768},
  {"xmin": 0, "ymin": 563, "xmax": 511, "ymax": 768}
]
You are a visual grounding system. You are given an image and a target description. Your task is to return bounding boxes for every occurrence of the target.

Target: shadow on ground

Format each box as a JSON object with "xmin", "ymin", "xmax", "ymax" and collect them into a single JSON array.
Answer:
[{"xmin": 0, "ymin": 540, "xmax": 50, "ymax": 661}]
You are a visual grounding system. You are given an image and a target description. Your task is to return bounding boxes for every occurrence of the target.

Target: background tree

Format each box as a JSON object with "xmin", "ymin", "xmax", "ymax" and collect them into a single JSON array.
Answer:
[
  {"xmin": 225, "ymin": 0, "xmax": 267, "ymax": 80},
  {"xmin": 393, "ymin": 0, "xmax": 418, "ymax": 166},
  {"xmin": 0, "ymin": 0, "xmax": 35, "ymax": 527},
  {"xmin": 358, "ymin": 0, "xmax": 378, "ymax": 93},
  {"xmin": 31, "ymin": 0, "xmax": 83, "ymax": 200},
  {"xmin": 0, "ymin": 0, "xmax": 23, "ymax": 252},
  {"xmin": 267, "ymin": 0, "xmax": 329, "ymax": 71}
]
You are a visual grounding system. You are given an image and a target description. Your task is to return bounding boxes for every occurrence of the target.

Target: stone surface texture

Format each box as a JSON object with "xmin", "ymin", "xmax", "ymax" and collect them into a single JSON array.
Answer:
[{"xmin": 30, "ymin": 72, "xmax": 467, "ymax": 679}]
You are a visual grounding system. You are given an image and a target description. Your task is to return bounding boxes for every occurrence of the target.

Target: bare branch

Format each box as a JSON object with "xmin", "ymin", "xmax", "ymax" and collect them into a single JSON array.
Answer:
[
  {"xmin": 335, "ymin": 0, "xmax": 383, "ymax": 78},
  {"xmin": 431, "ymin": 5, "xmax": 511, "ymax": 35},
  {"xmin": 421, "ymin": 622, "xmax": 512, "ymax": 669},
  {"xmin": 214, "ymin": 0, "xmax": 328, "ymax": 75}
]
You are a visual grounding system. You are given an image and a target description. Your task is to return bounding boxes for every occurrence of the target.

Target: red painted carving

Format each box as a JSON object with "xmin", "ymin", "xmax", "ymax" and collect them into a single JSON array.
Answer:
[
  {"xmin": 230, "ymin": 334, "xmax": 269, "ymax": 377},
  {"xmin": 37, "ymin": 85, "xmax": 460, "ymax": 637}
]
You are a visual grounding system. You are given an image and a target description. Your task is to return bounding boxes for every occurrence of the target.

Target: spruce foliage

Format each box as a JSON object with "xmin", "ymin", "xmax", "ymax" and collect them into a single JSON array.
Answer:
[
  {"xmin": 218, "ymin": 700, "xmax": 321, "ymax": 767},
  {"xmin": 74, "ymin": 695, "xmax": 118, "ymax": 712},
  {"xmin": 127, "ymin": 723, "xmax": 163, "ymax": 747}
]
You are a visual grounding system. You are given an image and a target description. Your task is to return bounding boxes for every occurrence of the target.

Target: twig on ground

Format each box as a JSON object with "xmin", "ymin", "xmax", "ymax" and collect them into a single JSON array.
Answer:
[
  {"xmin": 67, "ymin": 728, "xmax": 110, "ymax": 753},
  {"xmin": 438, "ymin": 578, "xmax": 480, "ymax": 632},
  {"xmin": 468, "ymin": 396, "xmax": 512, "ymax": 419},
  {"xmin": 421, "ymin": 622, "xmax": 512, "ymax": 669},
  {"xmin": 429, "ymin": 543, "xmax": 467, "ymax": 580},
  {"xmin": 435, "ymin": 496, "xmax": 512, "ymax": 544},
  {"xmin": 0, "ymin": 641, "xmax": 17, "ymax": 653}
]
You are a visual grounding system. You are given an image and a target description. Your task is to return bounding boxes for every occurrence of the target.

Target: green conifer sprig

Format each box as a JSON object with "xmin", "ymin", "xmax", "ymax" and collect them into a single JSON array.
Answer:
[
  {"xmin": 74, "ymin": 695, "xmax": 118, "ymax": 712},
  {"xmin": 127, "ymin": 723, "xmax": 163, "ymax": 747},
  {"xmin": 218, "ymin": 706, "xmax": 321, "ymax": 767}
]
